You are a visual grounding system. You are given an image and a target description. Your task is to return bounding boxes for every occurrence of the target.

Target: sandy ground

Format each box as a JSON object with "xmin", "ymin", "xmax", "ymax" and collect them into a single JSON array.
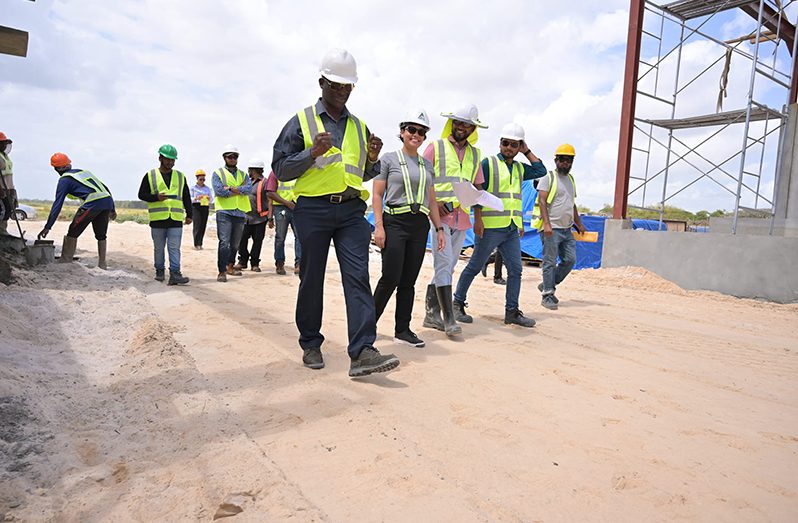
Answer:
[{"xmin": 1, "ymin": 218, "xmax": 797, "ymax": 522}]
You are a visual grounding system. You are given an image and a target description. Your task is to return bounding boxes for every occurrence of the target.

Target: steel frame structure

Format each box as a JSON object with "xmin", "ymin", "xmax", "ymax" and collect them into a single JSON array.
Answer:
[{"xmin": 614, "ymin": 0, "xmax": 798, "ymax": 233}]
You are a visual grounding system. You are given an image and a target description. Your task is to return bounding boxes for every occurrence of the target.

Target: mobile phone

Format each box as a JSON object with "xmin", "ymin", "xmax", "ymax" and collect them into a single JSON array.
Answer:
[{"xmin": 443, "ymin": 202, "xmax": 454, "ymax": 213}]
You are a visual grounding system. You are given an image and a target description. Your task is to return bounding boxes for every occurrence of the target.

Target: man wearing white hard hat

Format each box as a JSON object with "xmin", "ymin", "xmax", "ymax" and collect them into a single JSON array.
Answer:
[
  {"xmin": 372, "ymin": 109, "xmax": 446, "ymax": 348},
  {"xmin": 234, "ymin": 158, "xmax": 270, "ymax": 273},
  {"xmin": 421, "ymin": 103, "xmax": 487, "ymax": 337},
  {"xmin": 453, "ymin": 123, "xmax": 547, "ymax": 328},
  {"xmin": 271, "ymin": 48, "xmax": 400, "ymax": 378},
  {"xmin": 212, "ymin": 145, "xmax": 253, "ymax": 282}
]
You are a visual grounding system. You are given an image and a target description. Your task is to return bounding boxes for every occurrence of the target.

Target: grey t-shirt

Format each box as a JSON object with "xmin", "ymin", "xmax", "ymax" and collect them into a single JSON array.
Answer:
[
  {"xmin": 536, "ymin": 171, "xmax": 576, "ymax": 229},
  {"xmin": 376, "ymin": 151, "xmax": 433, "ymax": 212}
]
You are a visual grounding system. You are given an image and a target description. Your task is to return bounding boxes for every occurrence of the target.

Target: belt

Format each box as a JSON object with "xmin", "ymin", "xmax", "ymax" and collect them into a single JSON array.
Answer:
[{"xmin": 311, "ymin": 192, "xmax": 360, "ymax": 204}]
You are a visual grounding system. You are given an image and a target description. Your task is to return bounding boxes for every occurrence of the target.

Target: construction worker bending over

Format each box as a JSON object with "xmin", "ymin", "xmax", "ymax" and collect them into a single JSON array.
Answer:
[
  {"xmin": 422, "ymin": 104, "xmax": 487, "ymax": 337},
  {"xmin": 533, "ymin": 144, "xmax": 586, "ymax": 310},
  {"xmin": 272, "ymin": 48, "xmax": 399, "ymax": 378},
  {"xmin": 372, "ymin": 109, "xmax": 446, "ymax": 349},
  {"xmin": 138, "ymin": 144, "xmax": 192, "ymax": 285},
  {"xmin": 0, "ymin": 132, "xmax": 16, "ymax": 236},
  {"xmin": 234, "ymin": 158, "xmax": 270, "ymax": 272},
  {"xmin": 190, "ymin": 169, "xmax": 213, "ymax": 249},
  {"xmin": 38, "ymin": 153, "xmax": 116, "ymax": 269},
  {"xmin": 212, "ymin": 145, "xmax": 252, "ymax": 282},
  {"xmin": 454, "ymin": 124, "xmax": 547, "ymax": 328},
  {"xmin": 266, "ymin": 169, "xmax": 302, "ymax": 275}
]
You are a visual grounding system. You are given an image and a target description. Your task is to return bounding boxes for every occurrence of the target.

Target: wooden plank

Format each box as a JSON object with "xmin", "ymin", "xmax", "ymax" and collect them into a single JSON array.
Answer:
[
  {"xmin": 574, "ymin": 231, "xmax": 599, "ymax": 243},
  {"xmin": 0, "ymin": 26, "xmax": 29, "ymax": 57}
]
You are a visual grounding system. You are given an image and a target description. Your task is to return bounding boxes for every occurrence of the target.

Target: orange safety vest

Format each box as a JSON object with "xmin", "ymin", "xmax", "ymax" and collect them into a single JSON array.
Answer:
[{"xmin": 254, "ymin": 179, "xmax": 269, "ymax": 217}]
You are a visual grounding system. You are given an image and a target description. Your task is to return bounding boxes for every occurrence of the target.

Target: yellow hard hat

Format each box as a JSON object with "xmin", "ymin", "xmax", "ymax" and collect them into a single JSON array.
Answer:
[
  {"xmin": 195, "ymin": 169, "xmax": 206, "ymax": 176},
  {"xmin": 555, "ymin": 143, "xmax": 576, "ymax": 157}
]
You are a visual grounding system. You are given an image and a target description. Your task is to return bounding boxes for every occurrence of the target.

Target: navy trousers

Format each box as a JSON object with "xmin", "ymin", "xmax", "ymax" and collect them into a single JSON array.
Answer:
[{"xmin": 292, "ymin": 196, "xmax": 376, "ymax": 359}]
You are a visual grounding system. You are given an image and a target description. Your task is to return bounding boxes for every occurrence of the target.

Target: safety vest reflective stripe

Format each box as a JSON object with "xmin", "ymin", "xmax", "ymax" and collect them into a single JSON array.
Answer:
[
  {"xmin": 63, "ymin": 170, "xmax": 112, "ymax": 203},
  {"xmin": 0, "ymin": 152, "xmax": 12, "ymax": 177},
  {"xmin": 214, "ymin": 168, "xmax": 252, "ymax": 212},
  {"xmin": 147, "ymin": 169, "xmax": 185, "ymax": 222},
  {"xmin": 293, "ymin": 104, "xmax": 369, "ymax": 200},
  {"xmin": 274, "ymin": 179, "xmax": 296, "ymax": 205},
  {"xmin": 531, "ymin": 170, "xmax": 577, "ymax": 229},
  {"xmin": 384, "ymin": 151, "xmax": 430, "ymax": 215},
  {"xmin": 481, "ymin": 157, "xmax": 523, "ymax": 228},
  {"xmin": 432, "ymin": 139, "xmax": 480, "ymax": 207}
]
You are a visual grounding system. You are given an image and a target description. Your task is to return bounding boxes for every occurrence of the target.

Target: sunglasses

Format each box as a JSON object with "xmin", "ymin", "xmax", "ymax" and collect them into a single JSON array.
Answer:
[
  {"xmin": 403, "ymin": 125, "xmax": 427, "ymax": 137},
  {"xmin": 196, "ymin": 177, "xmax": 205, "ymax": 180},
  {"xmin": 501, "ymin": 139, "xmax": 520, "ymax": 148},
  {"xmin": 225, "ymin": 154, "xmax": 239, "ymax": 159},
  {"xmin": 555, "ymin": 156, "xmax": 573, "ymax": 163},
  {"xmin": 324, "ymin": 78, "xmax": 354, "ymax": 91}
]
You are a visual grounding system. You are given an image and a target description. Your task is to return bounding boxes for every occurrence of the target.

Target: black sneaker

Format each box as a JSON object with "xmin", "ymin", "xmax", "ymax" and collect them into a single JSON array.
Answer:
[
  {"xmin": 154, "ymin": 269, "xmax": 165, "ymax": 282},
  {"xmin": 538, "ymin": 282, "xmax": 559, "ymax": 303},
  {"xmin": 394, "ymin": 330, "xmax": 425, "ymax": 348},
  {"xmin": 541, "ymin": 294, "xmax": 559, "ymax": 310},
  {"xmin": 504, "ymin": 308, "xmax": 536, "ymax": 328},
  {"xmin": 494, "ymin": 277, "xmax": 507, "ymax": 285},
  {"xmin": 349, "ymin": 347, "xmax": 399, "ymax": 377},
  {"xmin": 302, "ymin": 347, "xmax": 324, "ymax": 369}
]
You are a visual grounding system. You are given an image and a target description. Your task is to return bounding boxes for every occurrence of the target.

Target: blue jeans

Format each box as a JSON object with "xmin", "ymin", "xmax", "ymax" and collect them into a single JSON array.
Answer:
[
  {"xmin": 216, "ymin": 212, "xmax": 246, "ymax": 273},
  {"xmin": 541, "ymin": 228, "xmax": 576, "ymax": 294},
  {"xmin": 151, "ymin": 226, "xmax": 183, "ymax": 273},
  {"xmin": 455, "ymin": 225, "xmax": 523, "ymax": 310},
  {"xmin": 292, "ymin": 197, "xmax": 375, "ymax": 359},
  {"xmin": 273, "ymin": 205, "xmax": 302, "ymax": 265}
]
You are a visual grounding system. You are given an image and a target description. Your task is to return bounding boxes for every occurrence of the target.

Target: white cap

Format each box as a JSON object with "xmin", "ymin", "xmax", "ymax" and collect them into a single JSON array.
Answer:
[
  {"xmin": 223, "ymin": 145, "xmax": 239, "ymax": 155},
  {"xmin": 248, "ymin": 158, "xmax": 265, "ymax": 169},
  {"xmin": 319, "ymin": 48, "xmax": 358, "ymax": 84},
  {"xmin": 401, "ymin": 108, "xmax": 430, "ymax": 129},
  {"xmin": 500, "ymin": 123, "xmax": 525, "ymax": 141},
  {"xmin": 440, "ymin": 103, "xmax": 488, "ymax": 129}
]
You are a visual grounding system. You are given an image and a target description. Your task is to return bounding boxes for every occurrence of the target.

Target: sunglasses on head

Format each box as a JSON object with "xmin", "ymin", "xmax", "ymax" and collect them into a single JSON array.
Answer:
[
  {"xmin": 501, "ymin": 139, "xmax": 520, "ymax": 148},
  {"xmin": 403, "ymin": 125, "xmax": 427, "ymax": 137},
  {"xmin": 555, "ymin": 156, "xmax": 573, "ymax": 163},
  {"xmin": 324, "ymin": 78, "xmax": 354, "ymax": 91}
]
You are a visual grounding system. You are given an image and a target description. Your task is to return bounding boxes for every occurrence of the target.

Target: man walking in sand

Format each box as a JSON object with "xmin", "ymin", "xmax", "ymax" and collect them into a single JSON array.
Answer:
[
  {"xmin": 271, "ymin": 48, "xmax": 399, "ymax": 378},
  {"xmin": 212, "ymin": 145, "xmax": 253, "ymax": 282}
]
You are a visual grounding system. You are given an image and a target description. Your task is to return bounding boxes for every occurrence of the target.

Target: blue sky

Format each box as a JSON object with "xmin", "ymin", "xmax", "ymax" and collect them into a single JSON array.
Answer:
[{"xmin": 2, "ymin": 0, "xmax": 794, "ymax": 213}]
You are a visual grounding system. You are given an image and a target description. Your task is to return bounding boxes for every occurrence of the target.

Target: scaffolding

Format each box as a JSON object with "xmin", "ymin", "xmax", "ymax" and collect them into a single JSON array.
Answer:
[{"xmin": 616, "ymin": 0, "xmax": 797, "ymax": 233}]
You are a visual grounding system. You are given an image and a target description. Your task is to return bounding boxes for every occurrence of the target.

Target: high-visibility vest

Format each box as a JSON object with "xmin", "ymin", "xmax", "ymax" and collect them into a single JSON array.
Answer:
[
  {"xmin": 274, "ymin": 179, "xmax": 296, "ymax": 206},
  {"xmin": 214, "ymin": 167, "xmax": 252, "ymax": 212},
  {"xmin": 432, "ymin": 139, "xmax": 480, "ymax": 208},
  {"xmin": 253, "ymin": 178, "xmax": 269, "ymax": 217},
  {"xmin": 62, "ymin": 170, "xmax": 112, "ymax": 204},
  {"xmin": 146, "ymin": 169, "xmax": 186, "ymax": 222},
  {"xmin": 531, "ymin": 170, "xmax": 577, "ymax": 230},
  {"xmin": 384, "ymin": 151, "xmax": 430, "ymax": 215},
  {"xmin": 0, "ymin": 152, "xmax": 12, "ymax": 177},
  {"xmin": 294, "ymin": 104, "xmax": 369, "ymax": 200},
  {"xmin": 480, "ymin": 157, "xmax": 523, "ymax": 229}
]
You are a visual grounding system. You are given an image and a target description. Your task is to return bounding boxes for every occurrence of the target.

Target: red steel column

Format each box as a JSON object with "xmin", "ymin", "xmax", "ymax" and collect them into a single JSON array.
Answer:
[{"xmin": 613, "ymin": 0, "xmax": 646, "ymax": 219}]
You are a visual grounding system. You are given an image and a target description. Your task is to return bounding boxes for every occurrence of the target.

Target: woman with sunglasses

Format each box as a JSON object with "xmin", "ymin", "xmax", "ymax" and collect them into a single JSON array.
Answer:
[{"xmin": 372, "ymin": 109, "xmax": 446, "ymax": 348}]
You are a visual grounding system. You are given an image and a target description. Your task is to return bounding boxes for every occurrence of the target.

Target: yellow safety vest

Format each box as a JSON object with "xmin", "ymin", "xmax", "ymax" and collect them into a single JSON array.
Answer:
[
  {"xmin": 481, "ymin": 157, "xmax": 523, "ymax": 229},
  {"xmin": 274, "ymin": 179, "xmax": 297, "ymax": 205},
  {"xmin": 432, "ymin": 139, "xmax": 480, "ymax": 208},
  {"xmin": 0, "ymin": 152, "xmax": 12, "ymax": 177},
  {"xmin": 63, "ymin": 170, "xmax": 112, "ymax": 204},
  {"xmin": 294, "ymin": 104, "xmax": 369, "ymax": 200},
  {"xmin": 147, "ymin": 169, "xmax": 185, "ymax": 222},
  {"xmin": 214, "ymin": 167, "xmax": 252, "ymax": 212},
  {"xmin": 384, "ymin": 151, "xmax": 430, "ymax": 216},
  {"xmin": 531, "ymin": 170, "xmax": 577, "ymax": 230}
]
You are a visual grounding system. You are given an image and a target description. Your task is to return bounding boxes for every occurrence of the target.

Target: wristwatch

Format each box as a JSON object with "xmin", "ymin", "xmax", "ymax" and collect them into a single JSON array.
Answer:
[{"xmin": 435, "ymin": 226, "xmax": 444, "ymax": 232}]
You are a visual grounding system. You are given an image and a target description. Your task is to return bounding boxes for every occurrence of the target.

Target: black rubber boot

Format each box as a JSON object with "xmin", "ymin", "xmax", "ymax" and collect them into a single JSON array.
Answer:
[
  {"xmin": 422, "ymin": 284, "xmax": 444, "ymax": 331},
  {"xmin": 436, "ymin": 285, "xmax": 462, "ymax": 337}
]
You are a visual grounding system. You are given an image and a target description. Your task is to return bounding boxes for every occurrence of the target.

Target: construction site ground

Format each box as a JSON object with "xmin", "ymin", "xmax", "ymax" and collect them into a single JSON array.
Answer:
[{"xmin": 1, "ymin": 219, "xmax": 796, "ymax": 522}]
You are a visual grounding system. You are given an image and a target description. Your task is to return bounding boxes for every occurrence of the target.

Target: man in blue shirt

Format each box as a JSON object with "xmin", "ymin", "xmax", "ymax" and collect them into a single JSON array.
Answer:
[{"xmin": 38, "ymin": 152, "xmax": 116, "ymax": 269}]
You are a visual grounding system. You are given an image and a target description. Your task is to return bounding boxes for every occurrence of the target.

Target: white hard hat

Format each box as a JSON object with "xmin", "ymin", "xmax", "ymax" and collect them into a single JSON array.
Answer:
[
  {"xmin": 401, "ymin": 108, "xmax": 430, "ymax": 129},
  {"xmin": 223, "ymin": 145, "xmax": 239, "ymax": 155},
  {"xmin": 319, "ymin": 48, "xmax": 358, "ymax": 84},
  {"xmin": 440, "ymin": 103, "xmax": 488, "ymax": 129},
  {"xmin": 248, "ymin": 158, "xmax": 265, "ymax": 169},
  {"xmin": 500, "ymin": 123, "xmax": 525, "ymax": 141}
]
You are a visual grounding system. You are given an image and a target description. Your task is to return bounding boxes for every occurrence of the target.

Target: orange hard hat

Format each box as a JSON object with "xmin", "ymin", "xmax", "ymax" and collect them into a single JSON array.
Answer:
[
  {"xmin": 0, "ymin": 131, "xmax": 10, "ymax": 142},
  {"xmin": 50, "ymin": 152, "xmax": 72, "ymax": 168}
]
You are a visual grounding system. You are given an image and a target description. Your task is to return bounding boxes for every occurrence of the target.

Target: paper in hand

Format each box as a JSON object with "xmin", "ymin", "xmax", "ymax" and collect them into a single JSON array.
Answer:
[{"xmin": 452, "ymin": 182, "xmax": 504, "ymax": 211}]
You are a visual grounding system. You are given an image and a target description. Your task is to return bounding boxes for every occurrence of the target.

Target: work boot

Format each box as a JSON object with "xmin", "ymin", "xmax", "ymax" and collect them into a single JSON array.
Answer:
[
  {"xmin": 233, "ymin": 262, "xmax": 246, "ymax": 271},
  {"xmin": 302, "ymin": 347, "xmax": 324, "ymax": 370},
  {"xmin": 493, "ymin": 276, "xmax": 506, "ymax": 285},
  {"xmin": 294, "ymin": 263, "xmax": 300, "ymax": 276},
  {"xmin": 217, "ymin": 272, "xmax": 227, "ymax": 282},
  {"xmin": 541, "ymin": 294, "xmax": 559, "ymax": 310},
  {"xmin": 452, "ymin": 298, "xmax": 473, "ymax": 324},
  {"xmin": 276, "ymin": 261, "xmax": 286, "ymax": 275},
  {"xmin": 155, "ymin": 269, "xmax": 165, "ymax": 282},
  {"xmin": 58, "ymin": 235, "xmax": 77, "ymax": 263},
  {"xmin": 167, "ymin": 271, "xmax": 189, "ymax": 286},
  {"xmin": 251, "ymin": 265, "xmax": 261, "ymax": 272},
  {"xmin": 504, "ymin": 308, "xmax": 536, "ymax": 328},
  {"xmin": 538, "ymin": 282, "xmax": 559, "ymax": 303},
  {"xmin": 422, "ymin": 284, "xmax": 444, "ymax": 331},
  {"xmin": 349, "ymin": 346, "xmax": 400, "ymax": 377},
  {"xmin": 436, "ymin": 286, "xmax": 462, "ymax": 337},
  {"xmin": 97, "ymin": 240, "xmax": 107, "ymax": 270},
  {"xmin": 394, "ymin": 330, "xmax": 425, "ymax": 348},
  {"xmin": 226, "ymin": 263, "xmax": 242, "ymax": 276}
]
